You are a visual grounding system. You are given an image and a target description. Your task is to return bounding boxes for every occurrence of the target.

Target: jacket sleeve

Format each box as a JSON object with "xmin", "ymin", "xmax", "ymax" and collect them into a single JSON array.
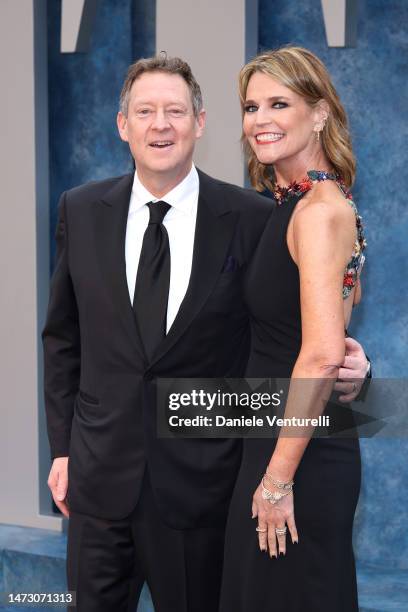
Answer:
[
  {"xmin": 355, "ymin": 356, "xmax": 372, "ymax": 402},
  {"xmin": 42, "ymin": 192, "xmax": 80, "ymax": 459}
]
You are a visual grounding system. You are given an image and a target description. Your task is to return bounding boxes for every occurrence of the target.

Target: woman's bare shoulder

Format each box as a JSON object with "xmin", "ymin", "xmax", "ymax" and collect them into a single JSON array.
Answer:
[{"xmin": 294, "ymin": 181, "xmax": 355, "ymax": 228}]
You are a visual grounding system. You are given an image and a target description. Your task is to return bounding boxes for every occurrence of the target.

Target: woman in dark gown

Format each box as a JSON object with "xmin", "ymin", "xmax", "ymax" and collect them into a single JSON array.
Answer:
[{"xmin": 221, "ymin": 47, "xmax": 366, "ymax": 611}]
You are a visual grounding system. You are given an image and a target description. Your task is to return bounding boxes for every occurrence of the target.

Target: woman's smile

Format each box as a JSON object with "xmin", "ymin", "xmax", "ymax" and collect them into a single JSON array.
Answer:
[{"xmin": 255, "ymin": 132, "xmax": 285, "ymax": 144}]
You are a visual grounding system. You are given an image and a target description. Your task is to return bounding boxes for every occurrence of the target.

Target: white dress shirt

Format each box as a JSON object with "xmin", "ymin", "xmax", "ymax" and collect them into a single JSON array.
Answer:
[{"xmin": 125, "ymin": 164, "xmax": 199, "ymax": 333}]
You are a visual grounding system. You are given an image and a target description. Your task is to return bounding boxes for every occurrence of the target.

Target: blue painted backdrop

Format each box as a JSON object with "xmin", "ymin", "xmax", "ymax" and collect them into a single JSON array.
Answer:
[
  {"xmin": 47, "ymin": 0, "xmax": 408, "ymax": 584},
  {"xmin": 47, "ymin": 0, "xmax": 155, "ymax": 262}
]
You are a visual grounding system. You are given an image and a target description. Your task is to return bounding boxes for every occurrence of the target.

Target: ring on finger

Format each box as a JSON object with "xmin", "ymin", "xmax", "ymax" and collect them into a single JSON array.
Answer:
[
  {"xmin": 256, "ymin": 526, "xmax": 267, "ymax": 533},
  {"xmin": 275, "ymin": 527, "xmax": 287, "ymax": 535}
]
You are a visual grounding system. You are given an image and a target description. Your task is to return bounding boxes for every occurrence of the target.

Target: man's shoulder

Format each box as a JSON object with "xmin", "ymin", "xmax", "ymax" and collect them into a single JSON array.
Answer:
[
  {"xmin": 63, "ymin": 173, "xmax": 133, "ymax": 207},
  {"xmin": 197, "ymin": 169, "xmax": 272, "ymax": 216}
]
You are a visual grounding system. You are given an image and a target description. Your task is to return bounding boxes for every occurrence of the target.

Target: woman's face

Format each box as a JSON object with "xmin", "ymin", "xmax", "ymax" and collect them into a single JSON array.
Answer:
[{"xmin": 243, "ymin": 72, "xmax": 323, "ymax": 167}]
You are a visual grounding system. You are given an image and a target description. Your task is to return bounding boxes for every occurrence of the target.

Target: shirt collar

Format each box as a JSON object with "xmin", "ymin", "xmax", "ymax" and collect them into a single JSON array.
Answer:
[{"xmin": 129, "ymin": 164, "xmax": 199, "ymax": 215}]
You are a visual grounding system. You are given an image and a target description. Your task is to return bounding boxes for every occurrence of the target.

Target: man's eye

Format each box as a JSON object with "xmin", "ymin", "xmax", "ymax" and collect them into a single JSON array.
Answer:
[
  {"xmin": 244, "ymin": 105, "xmax": 258, "ymax": 113},
  {"xmin": 136, "ymin": 109, "xmax": 151, "ymax": 116},
  {"xmin": 168, "ymin": 108, "xmax": 186, "ymax": 116}
]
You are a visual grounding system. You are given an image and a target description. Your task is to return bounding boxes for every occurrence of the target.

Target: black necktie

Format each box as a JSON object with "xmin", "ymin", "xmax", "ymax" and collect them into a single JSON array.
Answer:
[{"xmin": 133, "ymin": 201, "xmax": 171, "ymax": 360}]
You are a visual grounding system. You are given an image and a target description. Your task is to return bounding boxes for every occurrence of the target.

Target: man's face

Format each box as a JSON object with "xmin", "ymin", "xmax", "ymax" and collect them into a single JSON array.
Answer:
[{"xmin": 117, "ymin": 71, "xmax": 205, "ymax": 184}]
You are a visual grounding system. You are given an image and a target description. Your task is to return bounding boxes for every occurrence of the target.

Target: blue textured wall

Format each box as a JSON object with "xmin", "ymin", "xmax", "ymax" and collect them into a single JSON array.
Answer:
[
  {"xmin": 47, "ymin": 0, "xmax": 155, "ymax": 264},
  {"xmin": 259, "ymin": 0, "xmax": 408, "ymax": 570},
  {"xmin": 46, "ymin": 0, "xmax": 407, "ymax": 589}
]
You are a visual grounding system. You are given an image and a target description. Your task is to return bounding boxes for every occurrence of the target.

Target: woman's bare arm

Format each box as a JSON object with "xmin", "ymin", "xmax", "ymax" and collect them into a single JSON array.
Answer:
[{"xmin": 268, "ymin": 193, "xmax": 357, "ymax": 480}]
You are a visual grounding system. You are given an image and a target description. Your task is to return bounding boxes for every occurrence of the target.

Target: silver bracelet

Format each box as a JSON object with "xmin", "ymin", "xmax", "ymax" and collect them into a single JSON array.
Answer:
[
  {"xmin": 265, "ymin": 471, "xmax": 294, "ymax": 491},
  {"xmin": 261, "ymin": 478, "xmax": 291, "ymax": 505}
]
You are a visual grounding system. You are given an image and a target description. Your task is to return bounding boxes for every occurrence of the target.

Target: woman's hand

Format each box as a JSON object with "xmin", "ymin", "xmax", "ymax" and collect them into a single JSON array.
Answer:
[{"xmin": 252, "ymin": 481, "xmax": 298, "ymax": 558}]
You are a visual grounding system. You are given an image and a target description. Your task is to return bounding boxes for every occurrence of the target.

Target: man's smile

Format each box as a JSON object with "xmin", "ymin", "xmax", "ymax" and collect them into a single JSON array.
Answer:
[{"xmin": 149, "ymin": 140, "xmax": 175, "ymax": 148}]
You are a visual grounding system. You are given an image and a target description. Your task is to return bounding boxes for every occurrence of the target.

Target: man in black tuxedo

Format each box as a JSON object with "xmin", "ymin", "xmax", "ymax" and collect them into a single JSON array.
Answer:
[{"xmin": 43, "ymin": 55, "xmax": 369, "ymax": 612}]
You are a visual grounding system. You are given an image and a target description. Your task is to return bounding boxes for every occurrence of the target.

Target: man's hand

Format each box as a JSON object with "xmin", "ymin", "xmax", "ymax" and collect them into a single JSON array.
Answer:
[
  {"xmin": 47, "ymin": 457, "xmax": 69, "ymax": 518},
  {"xmin": 335, "ymin": 337, "xmax": 369, "ymax": 403}
]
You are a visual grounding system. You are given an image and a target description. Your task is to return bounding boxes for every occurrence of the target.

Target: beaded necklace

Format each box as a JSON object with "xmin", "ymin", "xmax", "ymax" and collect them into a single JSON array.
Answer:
[{"xmin": 273, "ymin": 170, "xmax": 348, "ymax": 205}]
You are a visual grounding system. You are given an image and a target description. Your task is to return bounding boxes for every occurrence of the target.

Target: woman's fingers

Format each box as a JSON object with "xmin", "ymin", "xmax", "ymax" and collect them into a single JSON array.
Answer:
[
  {"xmin": 257, "ymin": 517, "xmax": 268, "ymax": 552},
  {"xmin": 267, "ymin": 521, "xmax": 277, "ymax": 558},
  {"xmin": 275, "ymin": 524, "xmax": 287, "ymax": 556},
  {"xmin": 286, "ymin": 514, "xmax": 298, "ymax": 545},
  {"xmin": 253, "ymin": 486, "xmax": 298, "ymax": 558}
]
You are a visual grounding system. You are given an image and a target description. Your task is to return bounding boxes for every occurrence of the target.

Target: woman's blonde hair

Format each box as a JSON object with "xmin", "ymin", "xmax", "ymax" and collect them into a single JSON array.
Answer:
[{"xmin": 239, "ymin": 46, "xmax": 356, "ymax": 191}]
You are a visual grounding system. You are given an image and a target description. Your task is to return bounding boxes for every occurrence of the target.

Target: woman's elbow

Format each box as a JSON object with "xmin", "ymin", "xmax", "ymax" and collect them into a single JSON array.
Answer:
[{"xmin": 295, "ymin": 349, "xmax": 344, "ymax": 377}]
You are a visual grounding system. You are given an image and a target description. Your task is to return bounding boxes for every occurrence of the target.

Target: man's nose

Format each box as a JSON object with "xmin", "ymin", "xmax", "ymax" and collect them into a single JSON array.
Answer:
[{"xmin": 151, "ymin": 109, "xmax": 171, "ymax": 130}]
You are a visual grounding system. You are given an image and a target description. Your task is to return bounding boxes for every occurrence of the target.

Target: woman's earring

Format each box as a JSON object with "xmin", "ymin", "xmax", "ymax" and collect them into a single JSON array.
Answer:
[{"xmin": 315, "ymin": 121, "xmax": 325, "ymax": 143}]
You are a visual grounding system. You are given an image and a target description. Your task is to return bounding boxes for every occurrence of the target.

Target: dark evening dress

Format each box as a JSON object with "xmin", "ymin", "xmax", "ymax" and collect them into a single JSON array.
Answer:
[{"xmin": 220, "ymin": 172, "xmax": 366, "ymax": 612}]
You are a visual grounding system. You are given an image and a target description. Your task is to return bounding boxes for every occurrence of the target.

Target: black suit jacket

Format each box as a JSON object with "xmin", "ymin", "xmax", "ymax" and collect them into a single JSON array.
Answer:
[{"xmin": 42, "ymin": 169, "xmax": 272, "ymax": 528}]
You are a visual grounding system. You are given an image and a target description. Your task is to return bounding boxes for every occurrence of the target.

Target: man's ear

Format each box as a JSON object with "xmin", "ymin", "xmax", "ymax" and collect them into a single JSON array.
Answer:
[
  {"xmin": 117, "ymin": 112, "xmax": 129, "ymax": 142},
  {"xmin": 195, "ymin": 109, "xmax": 206, "ymax": 139}
]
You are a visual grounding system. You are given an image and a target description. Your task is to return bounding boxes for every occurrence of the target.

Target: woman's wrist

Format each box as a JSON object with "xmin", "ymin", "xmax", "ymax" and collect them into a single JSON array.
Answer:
[{"xmin": 267, "ymin": 454, "xmax": 297, "ymax": 482}]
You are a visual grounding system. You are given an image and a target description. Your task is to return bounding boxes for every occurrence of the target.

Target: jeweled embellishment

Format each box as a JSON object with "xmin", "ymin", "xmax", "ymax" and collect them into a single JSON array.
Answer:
[{"xmin": 273, "ymin": 171, "xmax": 340, "ymax": 206}]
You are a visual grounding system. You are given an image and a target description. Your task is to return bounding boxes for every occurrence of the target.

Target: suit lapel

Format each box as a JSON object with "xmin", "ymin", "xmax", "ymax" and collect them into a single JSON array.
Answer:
[
  {"xmin": 149, "ymin": 171, "xmax": 238, "ymax": 367},
  {"xmin": 93, "ymin": 173, "xmax": 147, "ymax": 363}
]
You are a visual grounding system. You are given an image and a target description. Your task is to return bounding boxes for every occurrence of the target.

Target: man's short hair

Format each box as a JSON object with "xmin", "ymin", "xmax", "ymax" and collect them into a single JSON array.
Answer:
[{"xmin": 119, "ymin": 54, "xmax": 203, "ymax": 118}]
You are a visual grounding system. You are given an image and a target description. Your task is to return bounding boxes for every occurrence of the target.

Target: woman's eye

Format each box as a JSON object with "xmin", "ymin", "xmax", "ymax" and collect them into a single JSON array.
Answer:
[
  {"xmin": 244, "ymin": 105, "xmax": 258, "ymax": 113},
  {"xmin": 272, "ymin": 102, "xmax": 288, "ymax": 109}
]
